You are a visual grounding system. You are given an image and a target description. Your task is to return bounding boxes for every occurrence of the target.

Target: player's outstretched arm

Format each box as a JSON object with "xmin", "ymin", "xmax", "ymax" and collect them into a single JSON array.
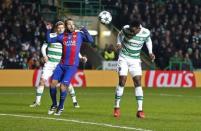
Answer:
[{"xmin": 80, "ymin": 27, "xmax": 94, "ymax": 43}]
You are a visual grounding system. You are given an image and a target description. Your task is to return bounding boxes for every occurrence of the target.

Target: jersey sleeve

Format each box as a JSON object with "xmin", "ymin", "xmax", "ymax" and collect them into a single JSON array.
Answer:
[
  {"xmin": 145, "ymin": 36, "xmax": 153, "ymax": 54},
  {"xmin": 41, "ymin": 43, "xmax": 48, "ymax": 57},
  {"xmin": 46, "ymin": 29, "xmax": 52, "ymax": 43},
  {"xmin": 46, "ymin": 30, "xmax": 63, "ymax": 43},
  {"xmin": 80, "ymin": 27, "xmax": 94, "ymax": 43},
  {"xmin": 56, "ymin": 33, "xmax": 64, "ymax": 43}
]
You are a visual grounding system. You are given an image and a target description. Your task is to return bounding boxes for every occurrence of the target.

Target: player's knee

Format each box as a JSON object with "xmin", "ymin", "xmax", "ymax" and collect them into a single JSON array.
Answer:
[
  {"xmin": 134, "ymin": 81, "xmax": 141, "ymax": 87},
  {"xmin": 133, "ymin": 76, "xmax": 141, "ymax": 87},
  {"xmin": 119, "ymin": 82, "xmax": 124, "ymax": 87},
  {"xmin": 118, "ymin": 76, "xmax": 127, "ymax": 87},
  {"xmin": 40, "ymin": 78, "xmax": 45, "ymax": 86},
  {"xmin": 68, "ymin": 84, "xmax": 73, "ymax": 91},
  {"xmin": 51, "ymin": 80, "xmax": 58, "ymax": 87},
  {"xmin": 60, "ymin": 84, "xmax": 67, "ymax": 91},
  {"xmin": 119, "ymin": 80, "xmax": 126, "ymax": 87}
]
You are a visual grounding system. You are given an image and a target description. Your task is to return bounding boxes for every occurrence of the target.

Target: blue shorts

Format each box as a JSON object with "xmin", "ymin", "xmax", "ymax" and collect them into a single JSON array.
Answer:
[{"xmin": 52, "ymin": 64, "xmax": 78, "ymax": 86}]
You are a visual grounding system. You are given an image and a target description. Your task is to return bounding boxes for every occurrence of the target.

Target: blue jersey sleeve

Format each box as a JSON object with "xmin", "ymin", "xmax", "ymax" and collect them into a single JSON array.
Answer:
[
  {"xmin": 46, "ymin": 29, "xmax": 64, "ymax": 43},
  {"xmin": 56, "ymin": 33, "xmax": 64, "ymax": 43},
  {"xmin": 46, "ymin": 29, "xmax": 52, "ymax": 43},
  {"xmin": 80, "ymin": 27, "xmax": 94, "ymax": 43}
]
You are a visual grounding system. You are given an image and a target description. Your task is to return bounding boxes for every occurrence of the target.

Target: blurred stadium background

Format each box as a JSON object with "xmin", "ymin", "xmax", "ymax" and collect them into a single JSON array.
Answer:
[{"xmin": 0, "ymin": 0, "xmax": 201, "ymax": 130}]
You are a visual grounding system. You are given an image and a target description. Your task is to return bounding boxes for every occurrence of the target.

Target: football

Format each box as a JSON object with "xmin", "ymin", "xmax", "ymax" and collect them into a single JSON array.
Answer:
[{"xmin": 98, "ymin": 11, "xmax": 112, "ymax": 24}]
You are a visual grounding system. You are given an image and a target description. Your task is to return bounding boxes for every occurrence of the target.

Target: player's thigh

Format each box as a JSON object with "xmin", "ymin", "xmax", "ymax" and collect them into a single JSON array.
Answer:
[
  {"xmin": 128, "ymin": 59, "xmax": 142, "ymax": 78},
  {"xmin": 61, "ymin": 66, "xmax": 77, "ymax": 86},
  {"xmin": 52, "ymin": 64, "xmax": 64, "ymax": 81},
  {"xmin": 42, "ymin": 63, "xmax": 54, "ymax": 81},
  {"xmin": 117, "ymin": 57, "xmax": 129, "ymax": 76}
]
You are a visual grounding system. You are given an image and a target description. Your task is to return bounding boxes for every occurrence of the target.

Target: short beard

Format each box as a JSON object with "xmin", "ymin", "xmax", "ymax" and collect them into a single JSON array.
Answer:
[{"xmin": 66, "ymin": 29, "xmax": 74, "ymax": 32}]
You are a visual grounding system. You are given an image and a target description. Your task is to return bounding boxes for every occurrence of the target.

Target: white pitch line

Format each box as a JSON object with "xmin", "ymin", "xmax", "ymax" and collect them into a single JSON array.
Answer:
[
  {"xmin": 0, "ymin": 113, "xmax": 152, "ymax": 131},
  {"xmin": 1, "ymin": 91, "xmax": 201, "ymax": 98},
  {"xmin": 147, "ymin": 93, "xmax": 201, "ymax": 98},
  {"xmin": 0, "ymin": 92, "xmax": 34, "ymax": 95},
  {"xmin": 159, "ymin": 93, "xmax": 183, "ymax": 97}
]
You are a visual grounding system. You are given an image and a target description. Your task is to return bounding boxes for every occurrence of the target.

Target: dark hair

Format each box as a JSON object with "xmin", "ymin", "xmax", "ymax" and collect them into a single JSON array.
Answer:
[
  {"xmin": 64, "ymin": 18, "xmax": 73, "ymax": 23},
  {"xmin": 129, "ymin": 20, "xmax": 141, "ymax": 28},
  {"xmin": 64, "ymin": 18, "xmax": 74, "ymax": 27}
]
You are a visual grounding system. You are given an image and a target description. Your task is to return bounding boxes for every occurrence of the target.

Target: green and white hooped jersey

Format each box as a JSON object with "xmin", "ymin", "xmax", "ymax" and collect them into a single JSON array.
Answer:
[
  {"xmin": 46, "ymin": 33, "xmax": 62, "ymax": 63},
  {"xmin": 117, "ymin": 25, "xmax": 151, "ymax": 59}
]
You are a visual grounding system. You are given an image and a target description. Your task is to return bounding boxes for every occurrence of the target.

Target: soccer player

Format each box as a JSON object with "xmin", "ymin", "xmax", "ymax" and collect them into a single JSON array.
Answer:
[
  {"xmin": 30, "ymin": 21, "xmax": 87, "ymax": 108},
  {"xmin": 46, "ymin": 18, "xmax": 93, "ymax": 115},
  {"xmin": 113, "ymin": 20, "xmax": 155, "ymax": 118}
]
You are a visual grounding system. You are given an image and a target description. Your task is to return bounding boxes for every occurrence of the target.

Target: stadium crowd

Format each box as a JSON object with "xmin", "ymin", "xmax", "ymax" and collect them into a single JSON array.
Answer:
[
  {"xmin": 0, "ymin": 0, "xmax": 46, "ymax": 69},
  {"xmin": 0, "ymin": 0, "xmax": 201, "ymax": 70}
]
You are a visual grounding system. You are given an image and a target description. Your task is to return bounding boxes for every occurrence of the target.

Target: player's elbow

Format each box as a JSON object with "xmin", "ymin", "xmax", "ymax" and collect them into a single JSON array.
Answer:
[
  {"xmin": 87, "ymin": 36, "xmax": 94, "ymax": 43},
  {"xmin": 89, "ymin": 38, "xmax": 94, "ymax": 43}
]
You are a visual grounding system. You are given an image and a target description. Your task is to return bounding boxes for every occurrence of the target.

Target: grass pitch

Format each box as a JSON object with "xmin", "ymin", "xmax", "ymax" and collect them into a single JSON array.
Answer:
[{"xmin": 0, "ymin": 87, "xmax": 201, "ymax": 131}]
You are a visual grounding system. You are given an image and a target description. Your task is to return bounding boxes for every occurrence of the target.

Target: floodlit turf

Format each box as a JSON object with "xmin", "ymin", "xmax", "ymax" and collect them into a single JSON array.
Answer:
[{"xmin": 0, "ymin": 87, "xmax": 201, "ymax": 131}]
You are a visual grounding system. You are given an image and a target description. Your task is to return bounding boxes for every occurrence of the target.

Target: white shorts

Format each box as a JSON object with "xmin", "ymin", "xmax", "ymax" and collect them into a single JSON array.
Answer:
[
  {"xmin": 41, "ymin": 61, "xmax": 58, "ymax": 80},
  {"xmin": 117, "ymin": 56, "xmax": 142, "ymax": 77}
]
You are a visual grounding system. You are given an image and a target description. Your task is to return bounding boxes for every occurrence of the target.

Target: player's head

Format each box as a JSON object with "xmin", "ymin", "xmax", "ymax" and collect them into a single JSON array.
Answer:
[
  {"xmin": 129, "ymin": 20, "xmax": 141, "ymax": 35},
  {"xmin": 64, "ymin": 18, "xmax": 75, "ymax": 32},
  {"xmin": 55, "ymin": 21, "xmax": 65, "ymax": 34}
]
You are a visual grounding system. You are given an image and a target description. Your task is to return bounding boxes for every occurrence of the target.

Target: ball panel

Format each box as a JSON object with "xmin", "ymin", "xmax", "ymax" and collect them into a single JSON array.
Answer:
[{"xmin": 98, "ymin": 11, "xmax": 112, "ymax": 24}]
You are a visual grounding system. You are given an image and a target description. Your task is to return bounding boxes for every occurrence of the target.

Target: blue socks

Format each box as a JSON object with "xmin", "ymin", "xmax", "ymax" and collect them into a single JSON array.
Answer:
[
  {"xmin": 50, "ymin": 87, "xmax": 57, "ymax": 106},
  {"xmin": 58, "ymin": 89, "xmax": 67, "ymax": 110}
]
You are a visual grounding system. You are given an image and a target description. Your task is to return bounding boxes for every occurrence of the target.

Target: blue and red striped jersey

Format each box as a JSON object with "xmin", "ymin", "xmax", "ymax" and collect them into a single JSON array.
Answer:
[{"xmin": 47, "ymin": 28, "xmax": 93, "ymax": 66}]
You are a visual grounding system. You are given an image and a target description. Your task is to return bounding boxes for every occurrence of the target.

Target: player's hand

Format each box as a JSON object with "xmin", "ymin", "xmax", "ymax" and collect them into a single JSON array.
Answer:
[
  {"xmin": 79, "ymin": 25, "xmax": 85, "ymax": 29},
  {"xmin": 43, "ymin": 56, "xmax": 48, "ymax": 63},
  {"xmin": 80, "ymin": 26, "xmax": 87, "ymax": 32},
  {"xmin": 80, "ymin": 56, "xmax": 88, "ymax": 63},
  {"xmin": 149, "ymin": 53, "xmax": 155, "ymax": 62},
  {"xmin": 46, "ymin": 23, "xmax": 52, "ymax": 30}
]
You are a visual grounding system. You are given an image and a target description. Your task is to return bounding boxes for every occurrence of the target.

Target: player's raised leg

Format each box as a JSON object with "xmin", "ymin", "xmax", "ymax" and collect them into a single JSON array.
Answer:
[{"xmin": 68, "ymin": 83, "xmax": 80, "ymax": 108}]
